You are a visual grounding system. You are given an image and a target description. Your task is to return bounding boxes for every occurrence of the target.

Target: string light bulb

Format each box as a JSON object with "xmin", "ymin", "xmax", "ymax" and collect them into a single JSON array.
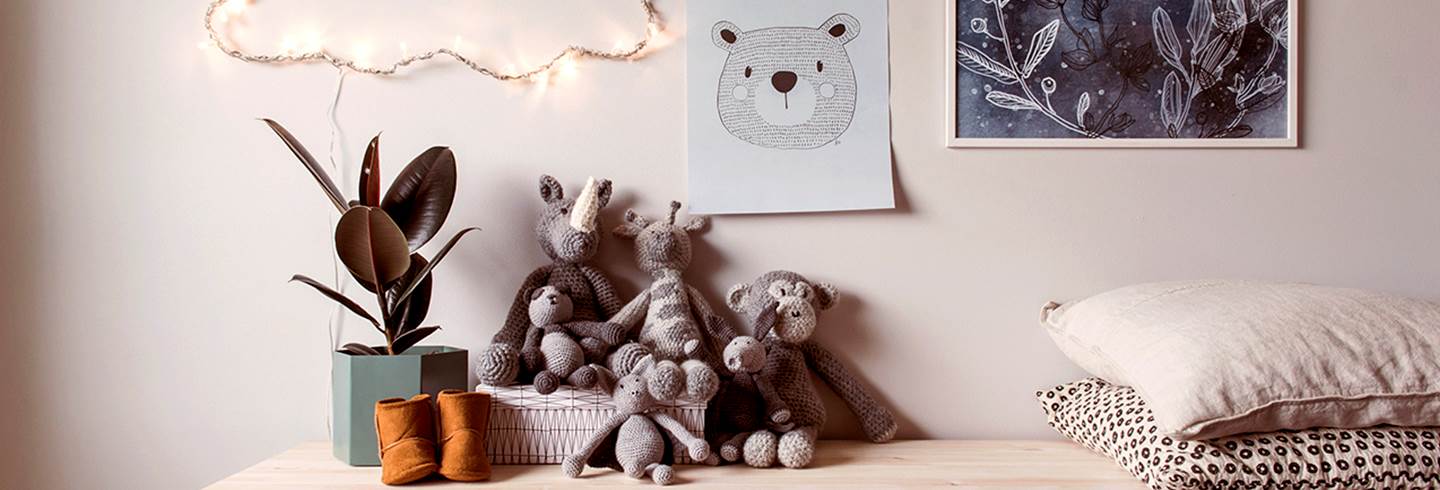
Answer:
[{"xmin": 201, "ymin": 0, "xmax": 665, "ymax": 82}]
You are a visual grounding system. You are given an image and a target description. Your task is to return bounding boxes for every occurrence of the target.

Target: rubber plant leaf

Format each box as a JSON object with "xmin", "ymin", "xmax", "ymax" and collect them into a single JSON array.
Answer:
[
  {"xmin": 390, "ymin": 254, "xmax": 432, "ymax": 335},
  {"xmin": 262, "ymin": 119, "xmax": 348, "ymax": 213},
  {"xmin": 289, "ymin": 274, "xmax": 380, "ymax": 329},
  {"xmin": 339, "ymin": 343, "xmax": 383, "ymax": 356},
  {"xmin": 335, "ymin": 206, "xmax": 412, "ymax": 288},
  {"xmin": 393, "ymin": 227, "xmax": 480, "ymax": 306},
  {"xmin": 381, "ymin": 147, "xmax": 457, "ymax": 251},
  {"xmin": 358, "ymin": 135, "xmax": 382, "ymax": 206},
  {"xmin": 389, "ymin": 326, "xmax": 441, "ymax": 355}
]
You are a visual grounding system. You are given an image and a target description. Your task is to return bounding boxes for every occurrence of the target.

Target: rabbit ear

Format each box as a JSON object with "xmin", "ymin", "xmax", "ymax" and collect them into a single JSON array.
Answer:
[{"xmin": 594, "ymin": 366, "xmax": 619, "ymax": 394}]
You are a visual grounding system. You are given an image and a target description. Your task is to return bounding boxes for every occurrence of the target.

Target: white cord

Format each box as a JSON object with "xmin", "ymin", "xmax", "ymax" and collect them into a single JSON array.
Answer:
[{"xmin": 323, "ymin": 67, "xmax": 348, "ymax": 441}]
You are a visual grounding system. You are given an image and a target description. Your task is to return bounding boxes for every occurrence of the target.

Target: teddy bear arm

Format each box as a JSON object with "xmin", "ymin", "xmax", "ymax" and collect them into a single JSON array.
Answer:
[
  {"xmin": 521, "ymin": 325, "xmax": 546, "ymax": 372},
  {"xmin": 800, "ymin": 340, "xmax": 897, "ymax": 443}
]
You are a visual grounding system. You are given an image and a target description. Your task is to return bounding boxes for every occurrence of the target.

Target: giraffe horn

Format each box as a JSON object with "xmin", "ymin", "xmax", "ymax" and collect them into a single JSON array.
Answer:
[{"xmin": 667, "ymin": 201, "xmax": 681, "ymax": 225}]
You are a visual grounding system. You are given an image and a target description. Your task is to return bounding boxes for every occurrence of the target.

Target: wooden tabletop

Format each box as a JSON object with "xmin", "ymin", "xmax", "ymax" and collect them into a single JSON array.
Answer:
[{"xmin": 207, "ymin": 440, "xmax": 1144, "ymax": 488}]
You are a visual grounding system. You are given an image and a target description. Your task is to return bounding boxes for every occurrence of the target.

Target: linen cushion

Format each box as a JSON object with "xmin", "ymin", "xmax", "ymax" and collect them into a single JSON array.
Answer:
[
  {"xmin": 1039, "ymin": 378, "xmax": 1440, "ymax": 490},
  {"xmin": 1042, "ymin": 280, "xmax": 1440, "ymax": 439}
]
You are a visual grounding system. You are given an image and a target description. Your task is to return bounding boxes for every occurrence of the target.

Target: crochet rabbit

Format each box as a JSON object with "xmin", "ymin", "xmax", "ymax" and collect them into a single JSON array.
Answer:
[
  {"xmin": 607, "ymin": 202, "xmax": 727, "ymax": 403},
  {"xmin": 477, "ymin": 176, "xmax": 623, "ymax": 386},
  {"xmin": 723, "ymin": 270, "xmax": 897, "ymax": 468},
  {"xmin": 523, "ymin": 285, "xmax": 626, "ymax": 394},
  {"xmin": 562, "ymin": 357, "xmax": 715, "ymax": 485}
]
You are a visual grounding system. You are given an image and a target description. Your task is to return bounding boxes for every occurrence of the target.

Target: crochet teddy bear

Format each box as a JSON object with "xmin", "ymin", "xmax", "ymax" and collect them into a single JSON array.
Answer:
[
  {"xmin": 607, "ymin": 202, "xmax": 728, "ymax": 403},
  {"xmin": 562, "ymin": 356, "xmax": 715, "ymax": 485},
  {"xmin": 523, "ymin": 285, "xmax": 626, "ymax": 394},
  {"xmin": 723, "ymin": 270, "xmax": 897, "ymax": 468},
  {"xmin": 476, "ymin": 176, "xmax": 623, "ymax": 386}
]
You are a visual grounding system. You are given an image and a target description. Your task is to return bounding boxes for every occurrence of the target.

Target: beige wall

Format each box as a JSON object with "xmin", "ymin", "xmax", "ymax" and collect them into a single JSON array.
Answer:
[{"xmin": 2, "ymin": 0, "xmax": 1438, "ymax": 488}]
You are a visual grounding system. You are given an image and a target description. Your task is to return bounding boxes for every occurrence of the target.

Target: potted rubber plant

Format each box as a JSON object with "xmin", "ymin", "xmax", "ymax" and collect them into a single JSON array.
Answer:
[{"xmin": 264, "ymin": 119, "xmax": 478, "ymax": 466}]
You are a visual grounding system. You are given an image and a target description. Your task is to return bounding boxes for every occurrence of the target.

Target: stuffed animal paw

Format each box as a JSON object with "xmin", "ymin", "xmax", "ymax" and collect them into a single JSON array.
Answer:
[
  {"xmin": 476, "ymin": 343, "xmax": 519, "ymax": 386},
  {"xmin": 562, "ymin": 454, "xmax": 585, "ymax": 478}
]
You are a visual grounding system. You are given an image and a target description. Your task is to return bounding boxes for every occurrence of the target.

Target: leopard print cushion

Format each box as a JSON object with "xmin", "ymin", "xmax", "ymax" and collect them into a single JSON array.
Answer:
[{"xmin": 1038, "ymin": 378, "xmax": 1440, "ymax": 489}]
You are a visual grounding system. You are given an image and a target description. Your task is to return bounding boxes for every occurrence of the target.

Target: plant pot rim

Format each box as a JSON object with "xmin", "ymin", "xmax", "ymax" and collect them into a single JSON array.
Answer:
[{"xmin": 333, "ymin": 344, "xmax": 466, "ymax": 358}]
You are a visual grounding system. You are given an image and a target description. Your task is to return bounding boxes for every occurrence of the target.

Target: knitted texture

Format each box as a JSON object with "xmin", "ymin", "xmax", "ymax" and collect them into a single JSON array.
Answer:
[
  {"xmin": 722, "ymin": 271, "xmax": 898, "ymax": 468},
  {"xmin": 564, "ymin": 357, "xmax": 714, "ymax": 485},
  {"xmin": 611, "ymin": 201, "xmax": 725, "ymax": 403},
  {"xmin": 523, "ymin": 286, "xmax": 618, "ymax": 394},
  {"xmin": 477, "ymin": 175, "xmax": 620, "ymax": 386}
]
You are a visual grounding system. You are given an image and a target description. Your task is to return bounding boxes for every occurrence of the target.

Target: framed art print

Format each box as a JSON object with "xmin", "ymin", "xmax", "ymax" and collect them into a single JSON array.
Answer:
[{"xmin": 946, "ymin": 0, "xmax": 1298, "ymax": 147}]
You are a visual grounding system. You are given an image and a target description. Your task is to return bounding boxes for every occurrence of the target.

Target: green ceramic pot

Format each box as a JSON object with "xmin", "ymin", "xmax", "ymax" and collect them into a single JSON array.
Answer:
[{"xmin": 331, "ymin": 345, "xmax": 468, "ymax": 466}]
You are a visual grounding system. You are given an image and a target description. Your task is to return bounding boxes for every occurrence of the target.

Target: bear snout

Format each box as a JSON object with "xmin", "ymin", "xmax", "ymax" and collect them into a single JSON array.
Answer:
[{"xmin": 771, "ymin": 71, "xmax": 798, "ymax": 94}]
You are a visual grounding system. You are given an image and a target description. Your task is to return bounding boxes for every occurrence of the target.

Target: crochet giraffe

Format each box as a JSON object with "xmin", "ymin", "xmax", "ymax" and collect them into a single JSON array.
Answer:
[{"xmin": 608, "ymin": 201, "xmax": 727, "ymax": 403}]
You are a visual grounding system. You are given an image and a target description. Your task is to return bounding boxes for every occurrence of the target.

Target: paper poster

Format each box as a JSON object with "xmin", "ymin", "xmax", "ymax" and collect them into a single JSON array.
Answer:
[{"xmin": 687, "ymin": 0, "xmax": 893, "ymax": 215}]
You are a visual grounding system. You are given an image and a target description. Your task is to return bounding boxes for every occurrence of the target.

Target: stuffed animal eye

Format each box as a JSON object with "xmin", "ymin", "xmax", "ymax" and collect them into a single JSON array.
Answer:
[
  {"xmin": 559, "ymin": 207, "xmax": 569, "ymax": 215},
  {"xmin": 744, "ymin": 66, "xmax": 752, "ymax": 78},
  {"xmin": 817, "ymin": 61, "xmax": 824, "ymax": 73}
]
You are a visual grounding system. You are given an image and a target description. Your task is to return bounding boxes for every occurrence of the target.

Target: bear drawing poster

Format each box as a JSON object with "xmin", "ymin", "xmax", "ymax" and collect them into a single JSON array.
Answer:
[{"xmin": 687, "ymin": 0, "xmax": 893, "ymax": 215}]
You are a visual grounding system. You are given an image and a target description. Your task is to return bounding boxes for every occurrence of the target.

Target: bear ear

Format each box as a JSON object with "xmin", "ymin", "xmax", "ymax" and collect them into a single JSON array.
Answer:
[
  {"xmin": 819, "ymin": 13, "xmax": 860, "ymax": 45},
  {"xmin": 539, "ymin": 175, "xmax": 564, "ymax": 203},
  {"xmin": 712, "ymin": 20, "xmax": 742, "ymax": 51},
  {"xmin": 527, "ymin": 286, "xmax": 546, "ymax": 302}
]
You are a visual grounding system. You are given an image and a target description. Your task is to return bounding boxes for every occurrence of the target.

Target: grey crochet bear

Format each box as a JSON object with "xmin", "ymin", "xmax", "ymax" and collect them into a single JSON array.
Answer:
[
  {"xmin": 523, "ymin": 285, "xmax": 626, "ymax": 394},
  {"xmin": 723, "ymin": 270, "xmax": 897, "ymax": 468},
  {"xmin": 563, "ymin": 356, "xmax": 715, "ymax": 485},
  {"xmin": 607, "ymin": 202, "xmax": 727, "ymax": 403},
  {"xmin": 476, "ymin": 176, "xmax": 623, "ymax": 386}
]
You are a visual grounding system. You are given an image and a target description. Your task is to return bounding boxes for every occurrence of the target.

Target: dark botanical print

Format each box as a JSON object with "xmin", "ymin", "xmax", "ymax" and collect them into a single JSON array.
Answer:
[{"xmin": 954, "ymin": 0, "xmax": 1290, "ymax": 140}]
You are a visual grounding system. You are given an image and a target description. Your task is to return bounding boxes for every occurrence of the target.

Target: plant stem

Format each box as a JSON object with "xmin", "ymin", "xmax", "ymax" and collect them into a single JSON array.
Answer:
[{"xmin": 992, "ymin": 1, "xmax": 1099, "ymax": 138}]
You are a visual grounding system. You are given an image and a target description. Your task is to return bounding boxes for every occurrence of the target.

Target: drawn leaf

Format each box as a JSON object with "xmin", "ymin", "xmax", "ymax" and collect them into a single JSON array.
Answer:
[
  {"xmin": 1076, "ymin": 93, "xmax": 1091, "ymax": 128},
  {"xmin": 956, "ymin": 41, "xmax": 1019, "ymax": 85},
  {"xmin": 1023, "ymin": 20, "xmax": 1061, "ymax": 77},
  {"xmin": 1161, "ymin": 71, "xmax": 1183, "ymax": 132},
  {"xmin": 1152, "ymin": 8, "xmax": 1185, "ymax": 73},
  {"xmin": 985, "ymin": 91, "xmax": 1040, "ymax": 111},
  {"xmin": 1188, "ymin": 0, "xmax": 1214, "ymax": 56},
  {"xmin": 1062, "ymin": 48, "xmax": 1097, "ymax": 71}
]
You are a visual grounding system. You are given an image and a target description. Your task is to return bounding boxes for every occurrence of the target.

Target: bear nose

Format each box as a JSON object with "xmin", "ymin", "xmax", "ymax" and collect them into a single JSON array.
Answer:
[{"xmin": 771, "ymin": 71, "xmax": 798, "ymax": 93}]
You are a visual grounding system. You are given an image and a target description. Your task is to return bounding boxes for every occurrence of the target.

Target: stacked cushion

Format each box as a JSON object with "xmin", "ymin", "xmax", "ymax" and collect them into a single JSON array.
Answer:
[
  {"xmin": 1042, "ymin": 280, "xmax": 1440, "ymax": 439},
  {"xmin": 1038, "ymin": 378, "xmax": 1440, "ymax": 490}
]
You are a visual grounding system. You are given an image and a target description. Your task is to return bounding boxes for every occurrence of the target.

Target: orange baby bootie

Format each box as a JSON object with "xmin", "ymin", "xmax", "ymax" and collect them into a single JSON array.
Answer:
[
  {"xmin": 436, "ymin": 389, "xmax": 493, "ymax": 481},
  {"xmin": 374, "ymin": 394, "xmax": 439, "ymax": 485}
]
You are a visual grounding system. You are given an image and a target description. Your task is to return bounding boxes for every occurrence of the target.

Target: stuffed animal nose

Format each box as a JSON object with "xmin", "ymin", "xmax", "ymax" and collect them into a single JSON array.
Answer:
[{"xmin": 771, "ymin": 71, "xmax": 798, "ymax": 93}]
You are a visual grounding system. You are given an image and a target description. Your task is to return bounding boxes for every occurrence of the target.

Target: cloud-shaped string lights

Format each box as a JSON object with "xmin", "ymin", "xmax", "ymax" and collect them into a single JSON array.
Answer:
[{"xmin": 201, "ymin": 0, "xmax": 665, "ymax": 81}]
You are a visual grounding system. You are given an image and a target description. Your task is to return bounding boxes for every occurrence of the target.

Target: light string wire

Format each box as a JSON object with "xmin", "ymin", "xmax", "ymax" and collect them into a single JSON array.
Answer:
[
  {"xmin": 202, "ymin": 0, "xmax": 664, "ymax": 80},
  {"xmin": 322, "ymin": 68, "xmax": 348, "ymax": 441}
]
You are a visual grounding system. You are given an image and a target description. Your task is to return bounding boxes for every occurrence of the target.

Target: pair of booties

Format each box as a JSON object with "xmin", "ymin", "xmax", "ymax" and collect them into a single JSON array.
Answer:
[{"xmin": 374, "ymin": 389, "xmax": 492, "ymax": 485}]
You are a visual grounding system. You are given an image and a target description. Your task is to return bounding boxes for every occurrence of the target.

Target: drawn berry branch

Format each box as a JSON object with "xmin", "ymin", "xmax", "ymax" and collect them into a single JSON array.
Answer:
[
  {"xmin": 957, "ymin": 0, "xmax": 1100, "ymax": 138},
  {"xmin": 1153, "ymin": 0, "xmax": 1288, "ymax": 138}
]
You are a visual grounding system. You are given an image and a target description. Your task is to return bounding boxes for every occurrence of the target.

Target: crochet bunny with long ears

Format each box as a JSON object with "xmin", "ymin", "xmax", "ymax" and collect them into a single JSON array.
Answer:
[
  {"xmin": 723, "ymin": 270, "xmax": 897, "ymax": 468},
  {"xmin": 607, "ymin": 202, "xmax": 729, "ymax": 403},
  {"xmin": 562, "ymin": 357, "xmax": 715, "ymax": 485},
  {"xmin": 476, "ymin": 176, "xmax": 623, "ymax": 386}
]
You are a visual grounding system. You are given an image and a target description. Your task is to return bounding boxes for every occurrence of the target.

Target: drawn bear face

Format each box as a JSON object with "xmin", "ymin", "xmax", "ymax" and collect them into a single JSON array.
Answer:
[{"xmin": 712, "ymin": 13, "xmax": 860, "ymax": 150}]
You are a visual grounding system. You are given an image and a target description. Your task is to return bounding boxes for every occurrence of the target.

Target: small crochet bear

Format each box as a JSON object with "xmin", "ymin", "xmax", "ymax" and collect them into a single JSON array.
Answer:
[
  {"xmin": 523, "ymin": 285, "xmax": 626, "ymax": 394},
  {"xmin": 607, "ymin": 202, "xmax": 727, "ymax": 403},
  {"xmin": 476, "ymin": 176, "xmax": 623, "ymax": 386},
  {"xmin": 723, "ymin": 270, "xmax": 897, "ymax": 468},
  {"xmin": 704, "ymin": 326, "xmax": 794, "ymax": 466},
  {"xmin": 562, "ymin": 356, "xmax": 715, "ymax": 485}
]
